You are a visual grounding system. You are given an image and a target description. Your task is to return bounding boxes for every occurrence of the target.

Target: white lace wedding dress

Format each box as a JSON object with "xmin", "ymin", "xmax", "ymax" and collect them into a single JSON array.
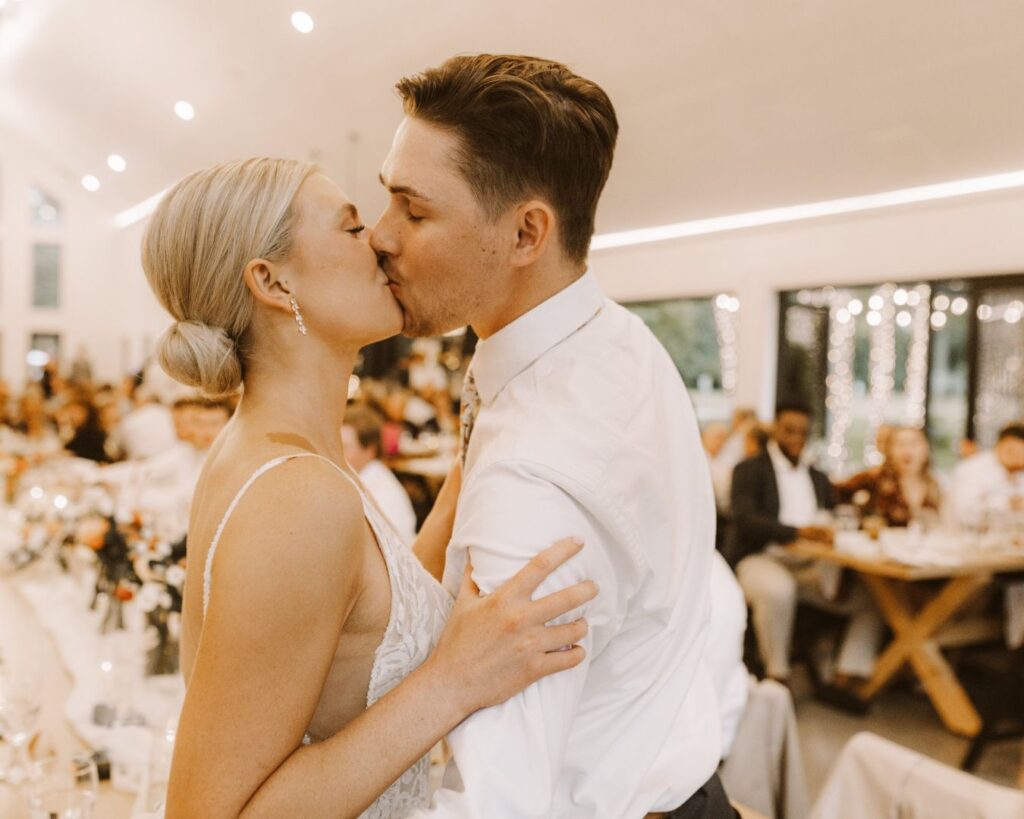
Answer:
[{"xmin": 202, "ymin": 452, "xmax": 454, "ymax": 818}]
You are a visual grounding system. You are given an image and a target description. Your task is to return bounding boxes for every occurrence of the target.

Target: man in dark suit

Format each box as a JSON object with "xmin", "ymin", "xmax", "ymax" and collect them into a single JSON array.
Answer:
[{"xmin": 728, "ymin": 403, "xmax": 883, "ymax": 687}]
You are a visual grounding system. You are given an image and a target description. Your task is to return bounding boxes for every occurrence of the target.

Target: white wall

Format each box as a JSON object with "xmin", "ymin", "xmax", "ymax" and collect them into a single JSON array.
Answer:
[
  {"xmin": 590, "ymin": 187, "xmax": 1024, "ymax": 417},
  {"xmin": 0, "ymin": 125, "xmax": 129, "ymax": 384}
]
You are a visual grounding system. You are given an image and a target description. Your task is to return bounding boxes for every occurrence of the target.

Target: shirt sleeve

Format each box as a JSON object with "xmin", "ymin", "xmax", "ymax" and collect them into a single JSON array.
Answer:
[{"xmin": 411, "ymin": 460, "xmax": 620, "ymax": 818}]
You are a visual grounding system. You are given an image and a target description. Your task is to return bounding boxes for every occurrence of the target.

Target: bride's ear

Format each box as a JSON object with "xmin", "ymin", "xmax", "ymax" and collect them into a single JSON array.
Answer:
[{"xmin": 243, "ymin": 258, "xmax": 293, "ymax": 313}]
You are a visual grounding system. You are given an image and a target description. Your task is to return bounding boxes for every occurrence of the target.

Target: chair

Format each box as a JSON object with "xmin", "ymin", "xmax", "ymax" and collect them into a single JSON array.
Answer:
[
  {"xmin": 720, "ymin": 678, "xmax": 810, "ymax": 819},
  {"xmin": 810, "ymin": 732, "xmax": 1024, "ymax": 819}
]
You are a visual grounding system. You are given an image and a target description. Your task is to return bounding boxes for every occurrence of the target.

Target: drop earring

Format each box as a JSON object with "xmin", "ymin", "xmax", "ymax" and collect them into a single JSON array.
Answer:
[{"xmin": 289, "ymin": 296, "xmax": 308, "ymax": 336}]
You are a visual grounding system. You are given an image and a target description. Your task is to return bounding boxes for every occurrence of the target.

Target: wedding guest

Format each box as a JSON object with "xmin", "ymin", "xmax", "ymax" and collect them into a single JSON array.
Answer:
[
  {"xmin": 69, "ymin": 344, "xmax": 94, "ymax": 386},
  {"xmin": 836, "ymin": 426, "xmax": 943, "ymax": 526},
  {"xmin": 743, "ymin": 423, "xmax": 769, "ymax": 459},
  {"xmin": 63, "ymin": 397, "xmax": 111, "ymax": 463},
  {"xmin": 708, "ymin": 407, "xmax": 759, "ymax": 513},
  {"xmin": 12, "ymin": 385, "xmax": 61, "ymax": 457},
  {"xmin": 950, "ymin": 422, "xmax": 1024, "ymax": 523},
  {"xmin": 103, "ymin": 399, "xmax": 232, "ymax": 516},
  {"xmin": 702, "ymin": 422, "xmax": 730, "ymax": 460},
  {"xmin": 115, "ymin": 386, "xmax": 178, "ymax": 460},
  {"xmin": 0, "ymin": 379, "xmax": 12, "ymax": 426},
  {"xmin": 728, "ymin": 402, "xmax": 883, "ymax": 689},
  {"xmin": 97, "ymin": 398, "xmax": 125, "ymax": 462},
  {"xmin": 342, "ymin": 404, "xmax": 418, "ymax": 543}
]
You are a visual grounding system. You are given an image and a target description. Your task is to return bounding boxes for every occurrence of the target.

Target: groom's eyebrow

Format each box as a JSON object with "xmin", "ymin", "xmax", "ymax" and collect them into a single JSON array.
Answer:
[{"xmin": 378, "ymin": 173, "xmax": 432, "ymax": 201}]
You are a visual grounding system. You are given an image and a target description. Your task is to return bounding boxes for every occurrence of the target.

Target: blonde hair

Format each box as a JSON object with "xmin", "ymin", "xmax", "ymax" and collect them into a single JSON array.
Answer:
[{"xmin": 142, "ymin": 158, "xmax": 317, "ymax": 396}]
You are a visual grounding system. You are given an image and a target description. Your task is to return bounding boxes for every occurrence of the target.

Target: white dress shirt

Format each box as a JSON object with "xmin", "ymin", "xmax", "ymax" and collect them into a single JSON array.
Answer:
[
  {"xmin": 949, "ymin": 450, "xmax": 1024, "ymax": 524},
  {"xmin": 767, "ymin": 441, "xmax": 819, "ymax": 529},
  {"xmin": 358, "ymin": 459, "xmax": 417, "ymax": 544},
  {"xmin": 417, "ymin": 273, "xmax": 721, "ymax": 818},
  {"xmin": 707, "ymin": 551, "xmax": 749, "ymax": 758}
]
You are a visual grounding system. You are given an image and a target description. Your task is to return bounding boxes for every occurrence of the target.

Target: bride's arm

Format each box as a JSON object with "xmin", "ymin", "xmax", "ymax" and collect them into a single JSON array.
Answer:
[
  {"xmin": 411, "ymin": 460, "xmax": 461, "ymax": 581},
  {"xmin": 167, "ymin": 458, "xmax": 594, "ymax": 819}
]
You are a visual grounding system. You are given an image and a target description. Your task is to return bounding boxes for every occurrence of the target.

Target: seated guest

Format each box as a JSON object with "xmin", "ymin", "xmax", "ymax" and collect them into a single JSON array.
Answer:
[
  {"xmin": 743, "ymin": 423, "xmax": 769, "ymax": 459},
  {"xmin": 707, "ymin": 408, "xmax": 760, "ymax": 514},
  {"xmin": 114, "ymin": 386, "xmax": 178, "ymax": 460},
  {"xmin": 729, "ymin": 402, "xmax": 884, "ymax": 688},
  {"xmin": 950, "ymin": 422, "xmax": 1024, "ymax": 524},
  {"xmin": 103, "ymin": 399, "xmax": 231, "ymax": 515},
  {"xmin": 836, "ymin": 426, "xmax": 943, "ymax": 526},
  {"xmin": 62, "ymin": 397, "xmax": 111, "ymax": 463},
  {"xmin": 10, "ymin": 385, "xmax": 61, "ymax": 457},
  {"xmin": 341, "ymin": 404, "xmax": 418, "ymax": 544}
]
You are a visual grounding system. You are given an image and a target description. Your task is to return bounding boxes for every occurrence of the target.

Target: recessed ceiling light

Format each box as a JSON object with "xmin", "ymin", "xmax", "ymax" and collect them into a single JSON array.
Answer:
[
  {"xmin": 291, "ymin": 11, "xmax": 314, "ymax": 33},
  {"xmin": 174, "ymin": 100, "xmax": 195, "ymax": 121},
  {"xmin": 81, "ymin": 175, "xmax": 100, "ymax": 192},
  {"xmin": 107, "ymin": 154, "xmax": 127, "ymax": 172}
]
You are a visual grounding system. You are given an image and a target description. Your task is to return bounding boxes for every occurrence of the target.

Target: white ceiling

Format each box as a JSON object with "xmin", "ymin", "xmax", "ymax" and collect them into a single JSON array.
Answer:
[{"xmin": 3, "ymin": 0, "xmax": 1024, "ymax": 233}]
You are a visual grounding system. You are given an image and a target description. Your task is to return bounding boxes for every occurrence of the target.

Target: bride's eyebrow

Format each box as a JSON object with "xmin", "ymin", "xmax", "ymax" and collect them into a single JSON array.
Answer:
[{"xmin": 378, "ymin": 173, "xmax": 432, "ymax": 202}]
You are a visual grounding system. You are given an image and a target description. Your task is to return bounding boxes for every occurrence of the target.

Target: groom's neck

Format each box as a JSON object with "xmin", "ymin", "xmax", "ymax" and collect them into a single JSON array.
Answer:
[{"xmin": 472, "ymin": 258, "xmax": 585, "ymax": 340}]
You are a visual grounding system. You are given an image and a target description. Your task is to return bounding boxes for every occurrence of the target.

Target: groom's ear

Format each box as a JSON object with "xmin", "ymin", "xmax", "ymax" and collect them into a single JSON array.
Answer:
[
  {"xmin": 510, "ymin": 200, "xmax": 555, "ymax": 268},
  {"xmin": 243, "ymin": 259, "xmax": 292, "ymax": 314}
]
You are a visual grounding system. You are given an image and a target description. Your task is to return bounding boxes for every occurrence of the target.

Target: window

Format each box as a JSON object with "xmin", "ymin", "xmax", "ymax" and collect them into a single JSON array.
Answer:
[
  {"xmin": 778, "ymin": 274, "xmax": 1024, "ymax": 474},
  {"xmin": 28, "ymin": 332, "xmax": 61, "ymax": 381},
  {"xmin": 973, "ymin": 282, "xmax": 1024, "ymax": 447},
  {"xmin": 32, "ymin": 244, "xmax": 61, "ymax": 308},
  {"xmin": 626, "ymin": 296, "xmax": 738, "ymax": 425}
]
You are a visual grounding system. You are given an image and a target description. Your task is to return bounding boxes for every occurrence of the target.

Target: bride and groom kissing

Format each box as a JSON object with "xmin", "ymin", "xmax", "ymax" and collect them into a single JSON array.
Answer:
[{"xmin": 144, "ymin": 53, "xmax": 735, "ymax": 818}]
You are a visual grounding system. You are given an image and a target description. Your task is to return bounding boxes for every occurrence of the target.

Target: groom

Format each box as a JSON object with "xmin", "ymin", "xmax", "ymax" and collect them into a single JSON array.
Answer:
[{"xmin": 372, "ymin": 55, "xmax": 733, "ymax": 818}]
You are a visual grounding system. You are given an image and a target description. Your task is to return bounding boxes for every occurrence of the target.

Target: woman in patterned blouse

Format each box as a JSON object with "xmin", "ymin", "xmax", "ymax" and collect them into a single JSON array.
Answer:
[{"xmin": 837, "ymin": 426, "xmax": 943, "ymax": 526}]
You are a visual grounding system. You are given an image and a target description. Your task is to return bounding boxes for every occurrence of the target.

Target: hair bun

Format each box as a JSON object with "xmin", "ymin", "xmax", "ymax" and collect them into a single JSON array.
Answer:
[{"xmin": 156, "ymin": 320, "xmax": 242, "ymax": 397}]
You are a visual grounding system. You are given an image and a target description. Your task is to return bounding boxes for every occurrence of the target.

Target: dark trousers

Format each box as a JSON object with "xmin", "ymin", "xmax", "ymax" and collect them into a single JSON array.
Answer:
[{"xmin": 662, "ymin": 773, "xmax": 738, "ymax": 819}]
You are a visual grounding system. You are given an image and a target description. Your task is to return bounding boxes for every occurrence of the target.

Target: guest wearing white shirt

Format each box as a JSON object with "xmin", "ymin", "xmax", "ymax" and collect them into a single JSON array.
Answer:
[
  {"xmin": 341, "ymin": 404, "xmax": 418, "ymax": 544},
  {"xmin": 949, "ymin": 422, "xmax": 1024, "ymax": 525},
  {"xmin": 378, "ymin": 54, "xmax": 731, "ymax": 818},
  {"xmin": 729, "ymin": 403, "xmax": 883, "ymax": 688},
  {"xmin": 114, "ymin": 388, "xmax": 178, "ymax": 460},
  {"xmin": 104, "ymin": 399, "xmax": 231, "ymax": 516}
]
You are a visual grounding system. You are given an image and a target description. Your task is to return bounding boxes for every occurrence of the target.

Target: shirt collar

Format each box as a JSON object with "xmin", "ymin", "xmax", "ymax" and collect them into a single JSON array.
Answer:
[
  {"xmin": 470, "ymin": 272, "xmax": 604, "ymax": 405},
  {"xmin": 768, "ymin": 440, "xmax": 805, "ymax": 474}
]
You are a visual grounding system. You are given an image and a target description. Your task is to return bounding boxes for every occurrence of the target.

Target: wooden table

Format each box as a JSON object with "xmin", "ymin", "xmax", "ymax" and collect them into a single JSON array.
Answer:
[{"xmin": 788, "ymin": 539, "xmax": 1024, "ymax": 738}]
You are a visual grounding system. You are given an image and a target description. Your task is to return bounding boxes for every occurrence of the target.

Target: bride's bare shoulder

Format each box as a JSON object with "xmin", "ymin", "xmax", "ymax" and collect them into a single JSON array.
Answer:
[{"xmin": 195, "ymin": 449, "xmax": 367, "ymax": 599}]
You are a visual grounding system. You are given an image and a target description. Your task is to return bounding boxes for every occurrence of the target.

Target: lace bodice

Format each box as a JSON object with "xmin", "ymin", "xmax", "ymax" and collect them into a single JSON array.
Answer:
[{"xmin": 202, "ymin": 453, "xmax": 453, "ymax": 818}]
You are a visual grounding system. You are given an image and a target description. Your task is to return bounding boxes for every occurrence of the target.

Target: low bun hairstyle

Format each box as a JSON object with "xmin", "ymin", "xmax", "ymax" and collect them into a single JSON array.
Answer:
[{"xmin": 142, "ymin": 158, "xmax": 318, "ymax": 396}]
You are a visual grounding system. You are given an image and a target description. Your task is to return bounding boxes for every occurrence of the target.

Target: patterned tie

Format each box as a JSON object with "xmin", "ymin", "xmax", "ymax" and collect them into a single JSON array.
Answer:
[{"xmin": 459, "ymin": 369, "xmax": 480, "ymax": 468}]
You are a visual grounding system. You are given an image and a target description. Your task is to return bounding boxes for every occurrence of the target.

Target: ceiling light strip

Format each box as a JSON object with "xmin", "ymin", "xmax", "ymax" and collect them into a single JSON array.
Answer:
[{"xmin": 590, "ymin": 169, "xmax": 1024, "ymax": 251}]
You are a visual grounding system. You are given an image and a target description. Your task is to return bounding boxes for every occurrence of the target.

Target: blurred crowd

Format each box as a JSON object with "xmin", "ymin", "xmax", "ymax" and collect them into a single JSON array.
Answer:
[{"xmin": 0, "ymin": 356, "xmax": 234, "ymax": 517}]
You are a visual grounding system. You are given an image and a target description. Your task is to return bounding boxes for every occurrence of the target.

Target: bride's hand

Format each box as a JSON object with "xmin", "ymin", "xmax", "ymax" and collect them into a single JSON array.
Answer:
[{"xmin": 429, "ymin": 536, "xmax": 597, "ymax": 714}]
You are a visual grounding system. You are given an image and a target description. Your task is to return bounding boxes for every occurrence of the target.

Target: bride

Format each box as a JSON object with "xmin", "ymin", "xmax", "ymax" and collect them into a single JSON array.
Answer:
[{"xmin": 142, "ymin": 158, "xmax": 597, "ymax": 817}]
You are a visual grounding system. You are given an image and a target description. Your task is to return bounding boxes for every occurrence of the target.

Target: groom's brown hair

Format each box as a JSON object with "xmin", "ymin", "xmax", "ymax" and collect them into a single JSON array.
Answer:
[{"xmin": 396, "ymin": 54, "xmax": 618, "ymax": 265}]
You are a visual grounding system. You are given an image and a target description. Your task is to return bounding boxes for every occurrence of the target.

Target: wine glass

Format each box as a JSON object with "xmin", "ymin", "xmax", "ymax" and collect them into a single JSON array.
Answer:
[
  {"xmin": 27, "ymin": 754, "xmax": 99, "ymax": 819},
  {"xmin": 0, "ymin": 671, "xmax": 43, "ymax": 785}
]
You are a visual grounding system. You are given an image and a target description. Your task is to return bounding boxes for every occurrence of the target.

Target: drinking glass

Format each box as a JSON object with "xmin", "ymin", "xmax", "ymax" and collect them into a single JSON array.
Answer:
[
  {"xmin": 0, "ymin": 671, "xmax": 43, "ymax": 785},
  {"xmin": 28, "ymin": 787, "xmax": 93, "ymax": 819},
  {"xmin": 27, "ymin": 754, "xmax": 98, "ymax": 819}
]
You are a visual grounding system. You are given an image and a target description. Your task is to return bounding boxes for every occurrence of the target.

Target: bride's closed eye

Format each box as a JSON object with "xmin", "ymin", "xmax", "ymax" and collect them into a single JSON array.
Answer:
[{"xmin": 346, "ymin": 225, "xmax": 366, "ymax": 236}]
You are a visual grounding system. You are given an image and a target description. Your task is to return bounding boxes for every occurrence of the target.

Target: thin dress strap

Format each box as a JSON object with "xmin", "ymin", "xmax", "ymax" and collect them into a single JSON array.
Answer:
[{"xmin": 202, "ymin": 452, "xmax": 360, "ymax": 617}]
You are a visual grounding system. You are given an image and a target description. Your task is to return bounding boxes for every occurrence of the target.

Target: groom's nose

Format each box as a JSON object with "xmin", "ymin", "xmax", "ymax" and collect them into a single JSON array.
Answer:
[{"xmin": 368, "ymin": 215, "xmax": 397, "ymax": 259}]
